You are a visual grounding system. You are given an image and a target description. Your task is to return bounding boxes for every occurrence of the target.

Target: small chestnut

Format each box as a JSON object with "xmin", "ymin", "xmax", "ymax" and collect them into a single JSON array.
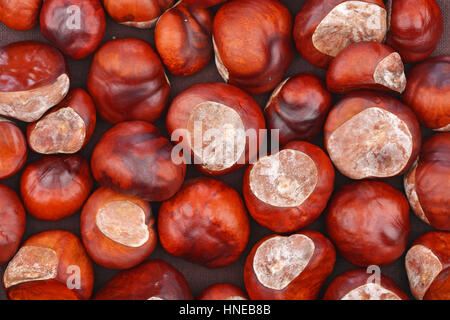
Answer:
[
  {"xmin": 423, "ymin": 268, "xmax": 450, "ymax": 300},
  {"xmin": 0, "ymin": 118, "xmax": 28, "ymax": 179},
  {"xmin": 198, "ymin": 283, "xmax": 248, "ymax": 300},
  {"xmin": 7, "ymin": 280, "xmax": 81, "ymax": 300},
  {"xmin": 324, "ymin": 91, "xmax": 421, "ymax": 179},
  {"xmin": 0, "ymin": 0, "xmax": 42, "ymax": 31},
  {"xmin": 244, "ymin": 230, "xmax": 336, "ymax": 300},
  {"xmin": 182, "ymin": 0, "xmax": 226, "ymax": 8},
  {"xmin": 158, "ymin": 177, "xmax": 250, "ymax": 268},
  {"xmin": 326, "ymin": 180, "xmax": 410, "ymax": 267}
]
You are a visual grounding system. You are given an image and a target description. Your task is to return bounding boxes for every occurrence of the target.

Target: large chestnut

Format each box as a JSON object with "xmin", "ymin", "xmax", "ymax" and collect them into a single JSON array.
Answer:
[
  {"xmin": 87, "ymin": 38, "xmax": 170, "ymax": 124},
  {"xmin": 0, "ymin": 0, "xmax": 42, "ymax": 31},
  {"xmin": 403, "ymin": 56, "xmax": 449, "ymax": 131},
  {"xmin": 20, "ymin": 155, "xmax": 93, "ymax": 221},
  {"xmin": 0, "ymin": 118, "xmax": 28, "ymax": 179},
  {"xmin": 324, "ymin": 91, "xmax": 421, "ymax": 180},
  {"xmin": 81, "ymin": 187, "xmax": 157, "ymax": 269},
  {"xmin": 182, "ymin": 0, "xmax": 226, "ymax": 8},
  {"xmin": 91, "ymin": 121, "xmax": 186, "ymax": 201},
  {"xmin": 326, "ymin": 180, "xmax": 410, "ymax": 267},
  {"xmin": 244, "ymin": 230, "xmax": 336, "ymax": 300},
  {"xmin": 294, "ymin": 0, "xmax": 387, "ymax": 68},
  {"xmin": 243, "ymin": 141, "xmax": 335, "ymax": 233},
  {"xmin": 0, "ymin": 41, "xmax": 70, "ymax": 122},
  {"xmin": 386, "ymin": 0, "xmax": 443, "ymax": 63},
  {"xmin": 27, "ymin": 88, "xmax": 97, "ymax": 155},
  {"xmin": 212, "ymin": 0, "xmax": 293, "ymax": 94},
  {"xmin": 158, "ymin": 177, "xmax": 250, "ymax": 268},
  {"xmin": 166, "ymin": 83, "xmax": 265, "ymax": 176},
  {"xmin": 3, "ymin": 230, "xmax": 94, "ymax": 300},
  {"xmin": 93, "ymin": 260, "xmax": 192, "ymax": 300},
  {"xmin": 198, "ymin": 283, "xmax": 248, "ymax": 300},
  {"xmin": 40, "ymin": 0, "xmax": 106, "ymax": 60}
]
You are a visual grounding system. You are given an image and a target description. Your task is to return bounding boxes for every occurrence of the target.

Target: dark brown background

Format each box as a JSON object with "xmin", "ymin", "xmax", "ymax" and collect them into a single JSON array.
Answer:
[{"xmin": 0, "ymin": 0, "xmax": 449, "ymax": 300}]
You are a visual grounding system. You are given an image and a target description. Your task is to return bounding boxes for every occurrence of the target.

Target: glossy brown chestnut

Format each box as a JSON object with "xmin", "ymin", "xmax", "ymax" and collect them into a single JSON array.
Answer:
[
  {"xmin": 91, "ymin": 121, "xmax": 186, "ymax": 201},
  {"xmin": 166, "ymin": 82, "xmax": 265, "ymax": 176},
  {"xmin": 324, "ymin": 91, "xmax": 421, "ymax": 180},
  {"xmin": 93, "ymin": 260, "xmax": 192, "ymax": 300},
  {"xmin": 0, "ymin": 0, "xmax": 42, "ymax": 31},
  {"xmin": 0, "ymin": 184, "xmax": 25, "ymax": 266},
  {"xmin": 405, "ymin": 231, "xmax": 450, "ymax": 300},
  {"xmin": 158, "ymin": 177, "xmax": 250, "ymax": 268},
  {"xmin": 40, "ymin": 0, "xmax": 106, "ymax": 60},
  {"xmin": 244, "ymin": 230, "xmax": 336, "ymax": 300},
  {"xmin": 198, "ymin": 283, "xmax": 248, "ymax": 300},
  {"xmin": 0, "ymin": 41, "xmax": 70, "ymax": 122},
  {"xmin": 155, "ymin": 3, "xmax": 212, "ymax": 76},
  {"xmin": 103, "ymin": 0, "xmax": 175, "ymax": 28},
  {"xmin": 404, "ymin": 133, "xmax": 450, "ymax": 230},
  {"xmin": 386, "ymin": 0, "xmax": 443, "ymax": 63},
  {"xmin": 294, "ymin": 0, "xmax": 387, "ymax": 68},
  {"xmin": 3, "ymin": 230, "xmax": 94, "ymax": 300},
  {"xmin": 0, "ymin": 119, "xmax": 28, "ymax": 179},
  {"xmin": 326, "ymin": 180, "xmax": 410, "ymax": 267},
  {"xmin": 327, "ymin": 42, "xmax": 407, "ymax": 94},
  {"xmin": 323, "ymin": 269, "xmax": 409, "ymax": 300},
  {"xmin": 27, "ymin": 89, "xmax": 97, "ymax": 155},
  {"xmin": 20, "ymin": 155, "xmax": 93, "ymax": 221},
  {"xmin": 243, "ymin": 141, "xmax": 335, "ymax": 233},
  {"xmin": 212, "ymin": 0, "xmax": 293, "ymax": 94},
  {"xmin": 87, "ymin": 38, "xmax": 170, "ymax": 123},
  {"xmin": 403, "ymin": 56, "xmax": 450, "ymax": 131},
  {"xmin": 81, "ymin": 187, "xmax": 157, "ymax": 269},
  {"xmin": 264, "ymin": 73, "xmax": 332, "ymax": 144}
]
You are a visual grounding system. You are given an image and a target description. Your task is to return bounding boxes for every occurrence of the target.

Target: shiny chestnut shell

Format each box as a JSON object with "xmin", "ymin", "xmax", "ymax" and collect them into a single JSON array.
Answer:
[
  {"xmin": 198, "ymin": 283, "xmax": 248, "ymax": 300},
  {"xmin": 0, "ymin": 0, "xmax": 42, "ymax": 31},
  {"xmin": 0, "ymin": 119, "xmax": 28, "ymax": 179}
]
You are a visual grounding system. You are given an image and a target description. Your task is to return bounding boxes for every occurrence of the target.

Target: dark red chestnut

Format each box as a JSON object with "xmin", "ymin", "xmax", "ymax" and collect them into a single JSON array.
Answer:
[
  {"xmin": 326, "ymin": 180, "xmax": 410, "ymax": 267},
  {"xmin": 324, "ymin": 91, "xmax": 421, "ymax": 179},
  {"xmin": 27, "ymin": 88, "xmax": 97, "ymax": 155},
  {"xmin": 87, "ymin": 38, "xmax": 170, "ymax": 123},
  {"xmin": 244, "ymin": 230, "xmax": 336, "ymax": 300},
  {"xmin": 158, "ymin": 177, "xmax": 250, "ymax": 268},
  {"xmin": 0, "ymin": 41, "xmax": 70, "ymax": 122},
  {"xmin": 91, "ymin": 121, "xmax": 186, "ymax": 201},
  {"xmin": 182, "ymin": 0, "xmax": 226, "ymax": 8},
  {"xmin": 0, "ymin": 0, "xmax": 42, "ymax": 31},
  {"xmin": 386, "ymin": 0, "xmax": 443, "ymax": 63},
  {"xmin": 264, "ymin": 73, "xmax": 332, "ymax": 144},
  {"xmin": 20, "ymin": 155, "xmax": 93, "ymax": 221},
  {"xmin": 198, "ymin": 283, "xmax": 248, "ymax": 300},
  {"xmin": 81, "ymin": 187, "xmax": 157, "ymax": 269},
  {"xmin": 423, "ymin": 268, "xmax": 450, "ymax": 300},
  {"xmin": 243, "ymin": 141, "xmax": 335, "ymax": 233},
  {"xmin": 212, "ymin": 0, "xmax": 293, "ymax": 94},
  {"xmin": 93, "ymin": 260, "xmax": 192, "ymax": 300},
  {"xmin": 7, "ymin": 279, "xmax": 81, "ymax": 300},
  {"xmin": 0, "ymin": 118, "xmax": 28, "ymax": 179}
]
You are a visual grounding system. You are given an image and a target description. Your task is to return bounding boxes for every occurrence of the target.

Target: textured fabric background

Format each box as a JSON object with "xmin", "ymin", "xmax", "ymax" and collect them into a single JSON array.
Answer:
[{"xmin": 0, "ymin": 0, "xmax": 448, "ymax": 300}]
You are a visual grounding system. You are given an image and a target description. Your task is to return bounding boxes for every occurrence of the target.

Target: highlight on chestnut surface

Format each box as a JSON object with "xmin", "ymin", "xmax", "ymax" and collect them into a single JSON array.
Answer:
[
  {"xmin": 0, "ymin": 0, "xmax": 42, "ymax": 31},
  {"xmin": 0, "ymin": 118, "xmax": 28, "ymax": 180},
  {"xmin": 198, "ymin": 283, "xmax": 248, "ymax": 300}
]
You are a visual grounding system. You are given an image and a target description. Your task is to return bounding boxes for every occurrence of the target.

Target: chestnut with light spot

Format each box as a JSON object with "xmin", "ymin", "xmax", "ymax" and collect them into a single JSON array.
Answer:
[
  {"xmin": 198, "ymin": 283, "xmax": 248, "ymax": 300},
  {"xmin": 0, "ymin": 118, "xmax": 28, "ymax": 179},
  {"xmin": 3, "ymin": 230, "xmax": 94, "ymax": 300},
  {"xmin": 81, "ymin": 187, "xmax": 157, "ymax": 269},
  {"xmin": 244, "ymin": 230, "xmax": 335, "ymax": 300},
  {"xmin": 243, "ymin": 141, "xmax": 335, "ymax": 233},
  {"xmin": 0, "ymin": 0, "xmax": 42, "ymax": 31}
]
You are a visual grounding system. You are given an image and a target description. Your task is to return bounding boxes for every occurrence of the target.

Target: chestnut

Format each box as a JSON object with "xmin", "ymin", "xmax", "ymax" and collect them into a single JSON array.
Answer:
[
  {"xmin": 323, "ymin": 269, "xmax": 409, "ymax": 300},
  {"xmin": 326, "ymin": 180, "xmax": 410, "ymax": 267},
  {"xmin": 40, "ymin": 0, "xmax": 106, "ymax": 60},
  {"xmin": 294, "ymin": 0, "xmax": 387, "ymax": 68},
  {"xmin": 403, "ymin": 56, "xmax": 449, "ymax": 131},
  {"xmin": 244, "ymin": 230, "xmax": 336, "ymax": 300},
  {"xmin": 91, "ymin": 121, "xmax": 186, "ymax": 202},
  {"xmin": 183, "ymin": 0, "xmax": 226, "ymax": 8},
  {"xmin": 198, "ymin": 283, "xmax": 248, "ymax": 300},
  {"xmin": 0, "ymin": 41, "xmax": 70, "ymax": 122},
  {"xmin": 386, "ymin": 0, "xmax": 443, "ymax": 63},
  {"xmin": 158, "ymin": 177, "xmax": 250, "ymax": 268},
  {"xmin": 155, "ymin": 3, "xmax": 213, "ymax": 76},
  {"xmin": 405, "ymin": 231, "xmax": 449, "ymax": 300},
  {"xmin": 243, "ymin": 141, "xmax": 335, "ymax": 233},
  {"xmin": 264, "ymin": 73, "xmax": 332, "ymax": 144},
  {"xmin": 93, "ymin": 260, "xmax": 192, "ymax": 300},
  {"xmin": 27, "ymin": 89, "xmax": 97, "ymax": 155},
  {"xmin": 0, "ymin": 0, "xmax": 42, "ymax": 31},
  {"xmin": 212, "ymin": 0, "xmax": 293, "ymax": 94},
  {"xmin": 324, "ymin": 91, "xmax": 421, "ymax": 180},
  {"xmin": 87, "ymin": 38, "xmax": 170, "ymax": 124},
  {"xmin": 80, "ymin": 187, "xmax": 157, "ymax": 269},
  {"xmin": 0, "ymin": 118, "xmax": 28, "ymax": 179},
  {"xmin": 0, "ymin": 184, "xmax": 26, "ymax": 266},
  {"xmin": 404, "ymin": 133, "xmax": 450, "ymax": 230},
  {"xmin": 102, "ymin": 0, "xmax": 175, "ymax": 29},
  {"xmin": 20, "ymin": 155, "xmax": 93, "ymax": 221},
  {"xmin": 326, "ymin": 42, "xmax": 407, "ymax": 94},
  {"xmin": 3, "ymin": 230, "xmax": 94, "ymax": 300},
  {"xmin": 166, "ymin": 83, "xmax": 265, "ymax": 176}
]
